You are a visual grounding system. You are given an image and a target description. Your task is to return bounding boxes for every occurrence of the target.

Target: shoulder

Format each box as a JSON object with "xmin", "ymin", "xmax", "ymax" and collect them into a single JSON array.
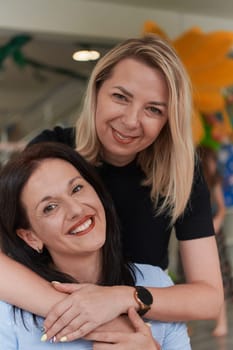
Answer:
[
  {"xmin": 0, "ymin": 300, "xmax": 38, "ymax": 327},
  {"xmin": 0, "ymin": 301, "xmax": 18, "ymax": 347},
  {"xmin": 134, "ymin": 263, "xmax": 174, "ymax": 287},
  {"xmin": 0, "ymin": 300, "xmax": 13, "ymax": 320},
  {"xmin": 27, "ymin": 126, "xmax": 76, "ymax": 148},
  {"xmin": 0, "ymin": 300, "xmax": 42, "ymax": 330}
]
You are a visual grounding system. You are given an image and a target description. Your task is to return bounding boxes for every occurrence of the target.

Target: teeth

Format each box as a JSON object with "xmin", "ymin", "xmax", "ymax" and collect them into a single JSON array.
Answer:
[
  {"xmin": 115, "ymin": 131, "xmax": 131, "ymax": 140},
  {"xmin": 70, "ymin": 218, "xmax": 92, "ymax": 235}
]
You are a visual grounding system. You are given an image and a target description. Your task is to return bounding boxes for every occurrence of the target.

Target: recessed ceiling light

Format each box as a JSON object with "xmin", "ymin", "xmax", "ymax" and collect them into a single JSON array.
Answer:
[{"xmin": 72, "ymin": 50, "xmax": 100, "ymax": 62}]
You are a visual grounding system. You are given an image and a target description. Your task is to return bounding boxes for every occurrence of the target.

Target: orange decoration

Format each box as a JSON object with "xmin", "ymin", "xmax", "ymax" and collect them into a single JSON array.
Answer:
[{"xmin": 143, "ymin": 21, "xmax": 233, "ymax": 144}]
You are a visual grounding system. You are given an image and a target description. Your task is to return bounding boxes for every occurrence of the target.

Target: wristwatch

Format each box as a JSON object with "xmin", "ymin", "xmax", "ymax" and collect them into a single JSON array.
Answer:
[{"xmin": 134, "ymin": 286, "xmax": 153, "ymax": 316}]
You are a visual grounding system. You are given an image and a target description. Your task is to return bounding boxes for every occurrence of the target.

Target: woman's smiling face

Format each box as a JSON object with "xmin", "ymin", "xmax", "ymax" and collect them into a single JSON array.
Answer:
[
  {"xmin": 18, "ymin": 158, "xmax": 106, "ymax": 266},
  {"xmin": 95, "ymin": 58, "xmax": 169, "ymax": 166}
]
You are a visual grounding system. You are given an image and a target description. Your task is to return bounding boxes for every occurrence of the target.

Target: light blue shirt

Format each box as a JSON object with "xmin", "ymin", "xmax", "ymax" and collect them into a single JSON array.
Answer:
[{"xmin": 0, "ymin": 264, "xmax": 191, "ymax": 349}]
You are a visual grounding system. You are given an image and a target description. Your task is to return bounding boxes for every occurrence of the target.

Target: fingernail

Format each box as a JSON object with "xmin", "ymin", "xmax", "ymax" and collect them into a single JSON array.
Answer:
[
  {"xmin": 51, "ymin": 280, "xmax": 61, "ymax": 284},
  {"xmin": 60, "ymin": 336, "xmax": 68, "ymax": 342},
  {"xmin": 49, "ymin": 336, "xmax": 57, "ymax": 343},
  {"xmin": 41, "ymin": 333, "xmax": 48, "ymax": 342}
]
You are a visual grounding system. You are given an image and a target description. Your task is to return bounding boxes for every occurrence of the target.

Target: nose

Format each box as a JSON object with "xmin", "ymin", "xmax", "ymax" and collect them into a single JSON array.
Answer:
[
  {"xmin": 121, "ymin": 105, "xmax": 140, "ymax": 130},
  {"xmin": 65, "ymin": 198, "xmax": 84, "ymax": 221}
]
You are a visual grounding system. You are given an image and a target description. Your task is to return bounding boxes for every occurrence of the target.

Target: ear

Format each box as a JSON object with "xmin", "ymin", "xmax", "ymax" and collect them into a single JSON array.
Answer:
[{"xmin": 16, "ymin": 228, "xmax": 43, "ymax": 252}]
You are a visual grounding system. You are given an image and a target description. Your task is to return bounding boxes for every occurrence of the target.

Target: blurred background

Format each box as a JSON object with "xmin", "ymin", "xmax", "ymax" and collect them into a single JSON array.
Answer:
[
  {"xmin": 1, "ymin": 1, "xmax": 233, "ymax": 348},
  {"xmin": 1, "ymin": 0, "xmax": 233, "ymax": 149}
]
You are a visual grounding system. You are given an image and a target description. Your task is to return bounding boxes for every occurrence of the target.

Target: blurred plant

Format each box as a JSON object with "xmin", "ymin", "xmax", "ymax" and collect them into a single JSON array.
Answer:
[{"xmin": 0, "ymin": 34, "xmax": 86, "ymax": 80}]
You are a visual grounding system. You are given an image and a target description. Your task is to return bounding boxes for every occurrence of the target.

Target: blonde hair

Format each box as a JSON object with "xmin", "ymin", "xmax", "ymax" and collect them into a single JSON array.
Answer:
[{"xmin": 75, "ymin": 35, "xmax": 195, "ymax": 223}]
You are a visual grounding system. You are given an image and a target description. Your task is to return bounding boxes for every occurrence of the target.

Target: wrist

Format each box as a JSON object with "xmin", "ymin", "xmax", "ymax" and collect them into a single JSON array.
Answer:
[
  {"xmin": 112, "ymin": 285, "xmax": 153, "ymax": 317},
  {"xmin": 112, "ymin": 286, "xmax": 139, "ymax": 314}
]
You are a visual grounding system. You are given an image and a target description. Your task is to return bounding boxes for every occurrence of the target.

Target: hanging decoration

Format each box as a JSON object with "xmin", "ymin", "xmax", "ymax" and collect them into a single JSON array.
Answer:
[
  {"xmin": 0, "ymin": 34, "xmax": 87, "ymax": 81},
  {"xmin": 143, "ymin": 21, "xmax": 233, "ymax": 147}
]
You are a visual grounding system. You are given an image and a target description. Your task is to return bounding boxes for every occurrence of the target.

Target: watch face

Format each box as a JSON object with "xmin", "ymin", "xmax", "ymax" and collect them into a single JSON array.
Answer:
[{"xmin": 136, "ymin": 286, "xmax": 153, "ymax": 305}]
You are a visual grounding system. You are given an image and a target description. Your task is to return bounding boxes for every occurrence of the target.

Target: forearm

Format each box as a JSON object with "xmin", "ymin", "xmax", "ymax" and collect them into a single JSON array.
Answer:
[
  {"xmin": 133, "ymin": 238, "xmax": 223, "ymax": 321},
  {"xmin": 0, "ymin": 252, "xmax": 65, "ymax": 316},
  {"xmin": 147, "ymin": 239, "xmax": 223, "ymax": 321},
  {"xmin": 119, "ymin": 239, "xmax": 223, "ymax": 321},
  {"xmin": 146, "ymin": 282, "xmax": 223, "ymax": 321},
  {"xmin": 120, "ymin": 281, "xmax": 223, "ymax": 322}
]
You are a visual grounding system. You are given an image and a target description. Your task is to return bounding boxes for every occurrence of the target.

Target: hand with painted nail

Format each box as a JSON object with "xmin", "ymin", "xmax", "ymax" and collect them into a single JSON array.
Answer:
[
  {"xmin": 85, "ymin": 307, "xmax": 161, "ymax": 350},
  {"xmin": 43, "ymin": 282, "xmax": 135, "ymax": 342}
]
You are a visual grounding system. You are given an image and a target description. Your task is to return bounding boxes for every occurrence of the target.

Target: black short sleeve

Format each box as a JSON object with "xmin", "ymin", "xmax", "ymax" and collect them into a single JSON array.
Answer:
[
  {"xmin": 175, "ymin": 160, "xmax": 215, "ymax": 240},
  {"xmin": 27, "ymin": 126, "xmax": 76, "ymax": 148}
]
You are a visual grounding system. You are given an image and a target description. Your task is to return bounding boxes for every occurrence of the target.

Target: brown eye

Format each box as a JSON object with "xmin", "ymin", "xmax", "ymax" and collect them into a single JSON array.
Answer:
[
  {"xmin": 72, "ymin": 184, "xmax": 83, "ymax": 194},
  {"xmin": 148, "ymin": 106, "xmax": 162, "ymax": 115},
  {"xmin": 113, "ymin": 93, "xmax": 127, "ymax": 102},
  {"xmin": 43, "ymin": 203, "xmax": 57, "ymax": 214}
]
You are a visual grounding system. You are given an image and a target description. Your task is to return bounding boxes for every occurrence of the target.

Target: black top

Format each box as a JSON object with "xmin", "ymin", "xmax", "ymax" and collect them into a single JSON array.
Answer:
[{"xmin": 29, "ymin": 126, "xmax": 215, "ymax": 269}]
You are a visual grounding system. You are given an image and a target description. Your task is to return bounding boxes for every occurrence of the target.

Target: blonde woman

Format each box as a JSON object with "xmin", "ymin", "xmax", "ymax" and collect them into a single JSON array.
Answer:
[{"xmin": 0, "ymin": 36, "xmax": 223, "ymax": 342}]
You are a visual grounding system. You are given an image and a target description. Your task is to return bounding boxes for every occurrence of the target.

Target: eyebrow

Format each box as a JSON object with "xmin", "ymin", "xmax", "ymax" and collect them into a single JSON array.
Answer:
[
  {"xmin": 35, "ymin": 175, "xmax": 82, "ymax": 208},
  {"xmin": 114, "ymin": 86, "xmax": 167, "ymax": 107}
]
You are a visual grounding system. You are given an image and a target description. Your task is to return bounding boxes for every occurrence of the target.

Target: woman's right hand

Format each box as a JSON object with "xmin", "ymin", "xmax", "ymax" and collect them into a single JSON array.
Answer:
[{"xmin": 42, "ymin": 282, "xmax": 136, "ymax": 342}]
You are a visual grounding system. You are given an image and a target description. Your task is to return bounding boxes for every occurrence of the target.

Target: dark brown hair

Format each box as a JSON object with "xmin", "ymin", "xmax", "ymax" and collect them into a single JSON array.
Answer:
[{"xmin": 0, "ymin": 142, "xmax": 135, "ymax": 287}]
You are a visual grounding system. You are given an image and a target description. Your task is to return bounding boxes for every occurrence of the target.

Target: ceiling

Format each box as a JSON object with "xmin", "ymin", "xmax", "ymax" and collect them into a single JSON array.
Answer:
[
  {"xmin": 1, "ymin": 0, "xmax": 233, "ymax": 158},
  {"xmin": 0, "ymin": 34, "xmax": 115, "ymax": 148},
  {"xmin": 90, "ymin": 0, "xmax": 233, "ymax": 19}
]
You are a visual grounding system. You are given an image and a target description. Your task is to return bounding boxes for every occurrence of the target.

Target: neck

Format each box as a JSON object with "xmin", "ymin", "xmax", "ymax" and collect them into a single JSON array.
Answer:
[
  {"xmin": 102, "ymin": 152, "xmax": 136, "ymax": 167},
  {"xmin": 51, "ymin": 251, "xmax": 102, "ymax": 284}
]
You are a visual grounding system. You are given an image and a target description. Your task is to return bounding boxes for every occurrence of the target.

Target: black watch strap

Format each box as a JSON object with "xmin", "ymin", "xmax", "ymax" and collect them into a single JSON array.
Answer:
[{"xmin": 134, "ymin": 286, "xmax": 153, "ymax": 316}]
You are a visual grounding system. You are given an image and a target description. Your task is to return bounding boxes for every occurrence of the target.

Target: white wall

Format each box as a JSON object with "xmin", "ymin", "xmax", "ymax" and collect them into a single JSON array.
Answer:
[{"xmin": 1, "ymin": 0, "xmax": 233, "ymax": 41}]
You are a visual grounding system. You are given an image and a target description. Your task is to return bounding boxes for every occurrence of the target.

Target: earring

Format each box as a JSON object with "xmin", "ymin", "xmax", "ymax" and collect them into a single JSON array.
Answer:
[{"xmin": 36, "ymin": 247, "xmax": 43, "ymax": 254}]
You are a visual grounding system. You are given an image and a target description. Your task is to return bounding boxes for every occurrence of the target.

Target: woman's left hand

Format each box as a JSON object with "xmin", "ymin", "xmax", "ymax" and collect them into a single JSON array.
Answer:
[
  {"xmin": 43, "ymin": 282, "xmax": 134, "ymax": 342},
  {"xmin": 86, "ymin": 307, "xmax": 161, "ymax": 350}
]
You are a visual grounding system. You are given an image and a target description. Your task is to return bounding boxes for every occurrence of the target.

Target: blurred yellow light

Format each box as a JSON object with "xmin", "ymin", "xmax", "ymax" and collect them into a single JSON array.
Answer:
[
  {"xmin": 72, "ymin": 50, "xmax": 100, "ymax": 61},
  {"xmin": 89, "ymin": 50, "xmax": 100, "ymax": 60}
]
